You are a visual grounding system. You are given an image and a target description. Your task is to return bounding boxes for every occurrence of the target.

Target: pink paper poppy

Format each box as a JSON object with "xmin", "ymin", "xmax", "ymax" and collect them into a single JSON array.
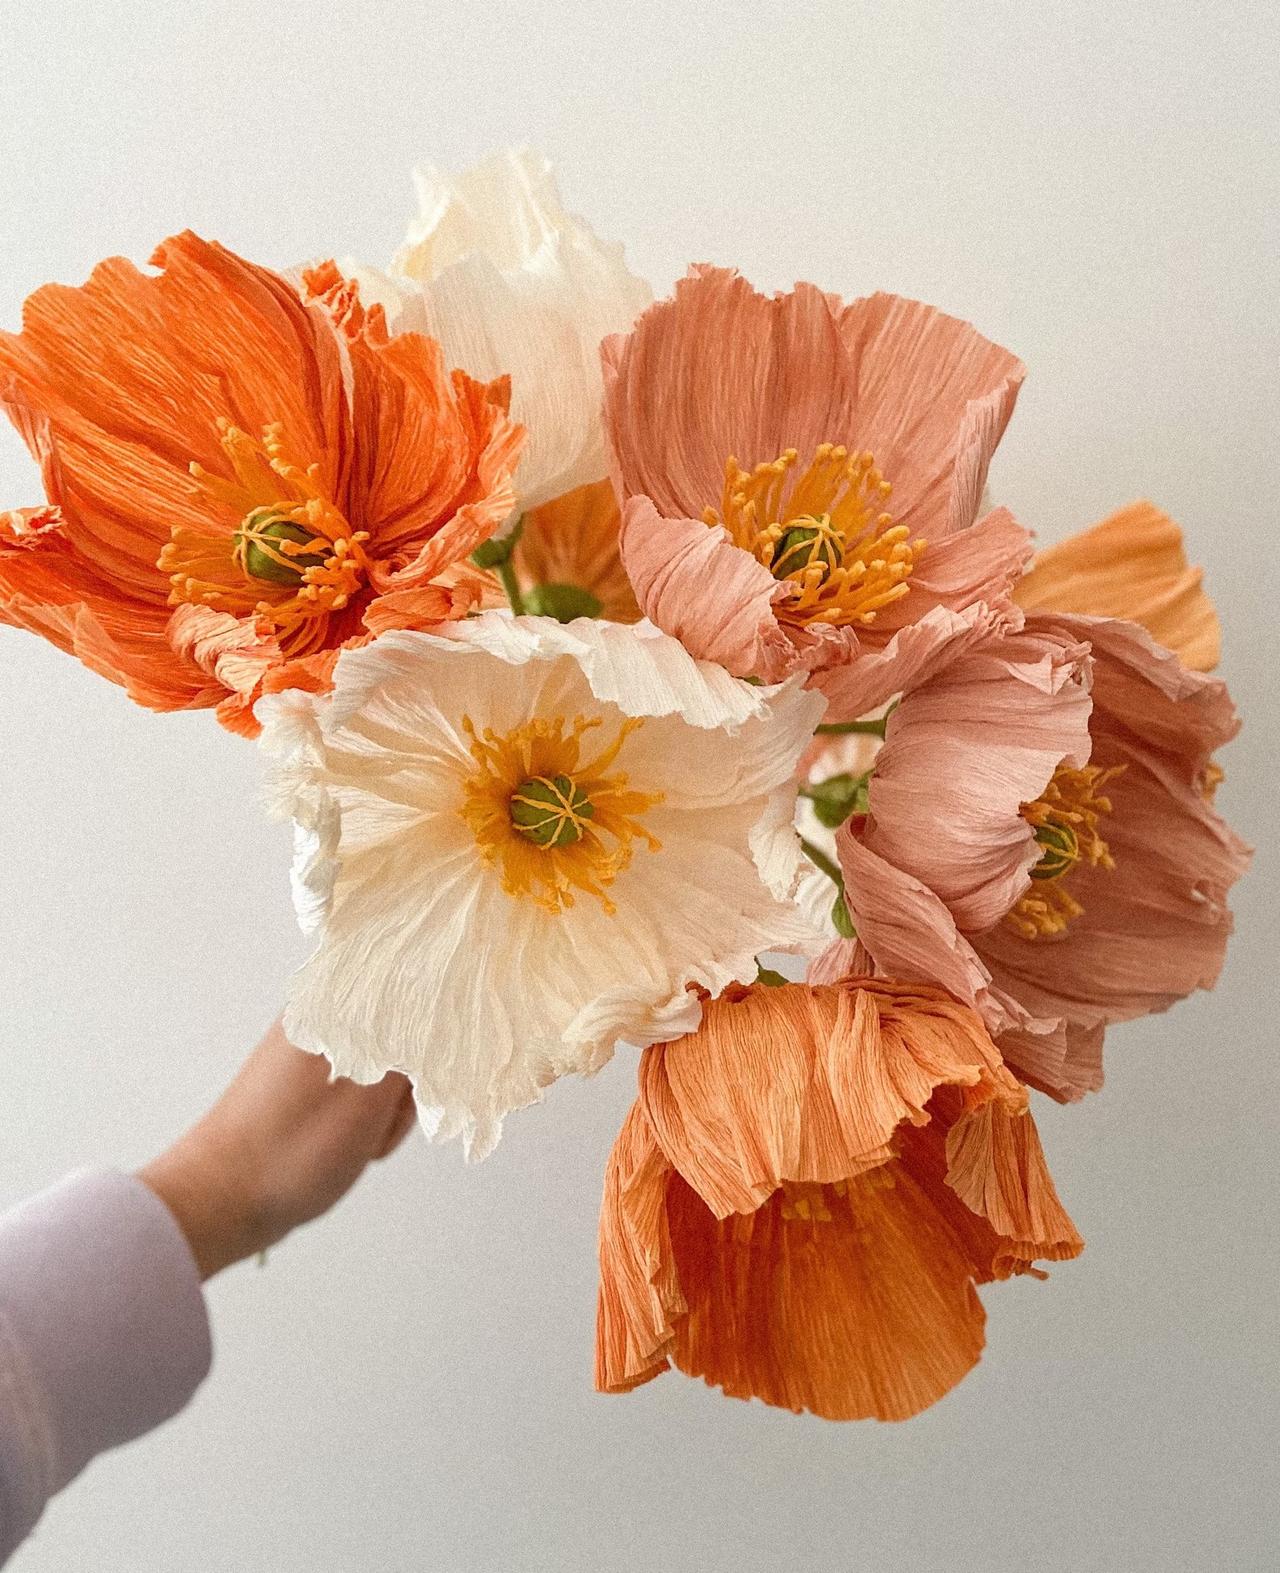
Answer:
[
  {"xmin": 826, "ymin": 612, "xmax": 1249, "ymax": 1099},
  {"xmin": 602, "ymin": 265, "xmax": 1030, "ymax": 681}
]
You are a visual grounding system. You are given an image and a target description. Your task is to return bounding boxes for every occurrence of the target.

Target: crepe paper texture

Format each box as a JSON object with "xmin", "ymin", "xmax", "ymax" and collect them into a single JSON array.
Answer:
[{"xmin": 0, "ymin": 148, "xmax": 1249, "ymax": 1422}]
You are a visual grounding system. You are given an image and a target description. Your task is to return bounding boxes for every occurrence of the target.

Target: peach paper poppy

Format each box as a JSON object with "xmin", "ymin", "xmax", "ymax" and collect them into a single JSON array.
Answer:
[
  {"xmin": 596, "ymin": 978, "xmax": 1081, "ymax": 1421},
  {"xmin": 451, "ymin": 478, "xmax": 641, "ymax": 622},
  {"xmin": 831, "ymin": 613, "xmax": 1249, "ymax": 1100},
  {"xmin": 1015, "ymin": 499, "xmax": 1221, "ymax": 672},
  {"xmin": 603, "ymin": 266, "xmax": 1031, "ymax": 681},
  {"xmin": 0, "ymin": 238, "xmax": 523, "ymax": 733}
]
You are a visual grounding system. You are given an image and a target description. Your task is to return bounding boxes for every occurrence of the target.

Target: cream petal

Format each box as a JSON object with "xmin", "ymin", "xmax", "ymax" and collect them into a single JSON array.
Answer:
[
  {"xmin": 390, "ymin": 149, "xmax": 651, "ymax": 512},
  {"xmin": 261, "ymin": 613, "xmax": 822, "ymax": 1154}
]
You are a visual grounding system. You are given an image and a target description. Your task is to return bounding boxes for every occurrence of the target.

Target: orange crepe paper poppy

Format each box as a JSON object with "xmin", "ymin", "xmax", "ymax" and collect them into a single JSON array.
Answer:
[
  {"xmin": 596, "ymin": 979, "xmax": 1080, "ymax": 1421},
  {"xmin": 450, "ymin": 478, "xmax": 641, "ymax": 622},
  {"xmin": 1015, "ymin": 500, "xmax": 1221, "ymax": 672},
  {"xmin": 0, "ymin": 239, "xmax": 523, "ymax": 733}
]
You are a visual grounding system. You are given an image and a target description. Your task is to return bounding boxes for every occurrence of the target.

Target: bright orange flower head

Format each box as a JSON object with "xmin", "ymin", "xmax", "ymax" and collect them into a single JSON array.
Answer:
[
  {"xmin": 596, "ymin": 978, "xmax": 1081, "ymax": 1422},
  {"xmin": 449, "ymin": 478, "xmax": 641, "ymax": 623},
  {"xmin": 514, "ymin": 480, "xmax": 640, "ymax": 622},
  {"xmin": 0, "ymin": 236, "xmax": 523, "ymax": 733}
]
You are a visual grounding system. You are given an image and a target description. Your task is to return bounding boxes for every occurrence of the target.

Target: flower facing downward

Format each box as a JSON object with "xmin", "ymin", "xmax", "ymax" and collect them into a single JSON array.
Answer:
[
  {"xmin": 596, "ymin": 979, "xmax": 1081, "ymax": 1421},
  {"xmin": 259, "ymin": 613, "xmax": 825, "ymax": 1158},
  {"xmin": 604, "ymin": 266, "xmax": 1031, "ymax": 681},
  {"xmin": 0, "ymin": 233, "xmax": 522, "ymax": 732}
]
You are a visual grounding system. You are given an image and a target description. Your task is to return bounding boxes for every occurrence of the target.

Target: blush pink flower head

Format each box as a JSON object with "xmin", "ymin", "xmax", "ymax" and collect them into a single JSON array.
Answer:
[
  {"xmin": 603, "ymin": 265, "xmax": 1031, "ymax": 681},
  {"xmin": 826, "ymin": 612, "xmax": 1250, "ymax": 1100}
]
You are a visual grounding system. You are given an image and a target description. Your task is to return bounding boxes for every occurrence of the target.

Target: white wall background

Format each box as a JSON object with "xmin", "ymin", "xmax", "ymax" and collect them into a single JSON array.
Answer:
[{"xmin": 1, "ymin": 3, "xmax": 1276, "ymax": 1569}]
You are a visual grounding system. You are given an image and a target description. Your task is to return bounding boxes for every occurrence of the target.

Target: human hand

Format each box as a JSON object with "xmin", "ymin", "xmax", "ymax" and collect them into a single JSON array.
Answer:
[{"xmin": 139, "ymin": 1019, "xmax": 416, "ymax": 1280}]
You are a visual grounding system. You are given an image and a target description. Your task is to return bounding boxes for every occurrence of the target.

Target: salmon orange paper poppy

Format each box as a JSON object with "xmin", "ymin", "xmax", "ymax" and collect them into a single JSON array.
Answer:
[
  {"xmin": 596, "ymin": 979, "xmax": 1080, "ymax": 1420},
  {"xmin": 0, "ymin": 233, "xmax": 522, "ymax": 733}
]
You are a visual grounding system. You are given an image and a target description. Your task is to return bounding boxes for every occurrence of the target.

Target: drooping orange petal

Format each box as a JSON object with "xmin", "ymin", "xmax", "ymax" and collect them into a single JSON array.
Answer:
[
  {"xmin": 638, "ymin": 982, "xmax": 1010, "ymax": 1216},
  {"xmin": 596, "ymin": 980, "xmax": 1081, "ymax": 1421},
  {"xmin": 662, "ymin": 1158, "xmax": 988, "ymax": 1420},
  {"xmin": 941, "ymin": 1093, "xmax": 1083, "ymax": 1274},
  {"xmin": 1015, "ymin": 501, "xmax": 1221, "ymax": 671}
]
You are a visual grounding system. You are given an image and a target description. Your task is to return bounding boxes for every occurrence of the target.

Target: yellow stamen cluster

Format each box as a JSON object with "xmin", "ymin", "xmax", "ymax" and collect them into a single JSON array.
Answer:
[
  {"xmin": 779, "ymin": 1179, "xmax": 846, "ymax": 1223},
  {"xmin": 776, "ymin": 1167, "xmax": 897, "ymax": 1229},
  {"xmin": 158, "ymin": 420, "xmax": 371, "ymax": 647},
  {"xmin": 460, "ymin": 713, "xmax": 663, "ymax": 915},
  {"xmin": 703, "ymin": 445, "xmax": 926, "ymax": 629},
  {"xmin": 1007, "ymin": 763, "xmax": 1126, "ymax": 940},
  {"xmin": 1199, "ymin": 761, "xmax": 1225, "ymax": 803}
]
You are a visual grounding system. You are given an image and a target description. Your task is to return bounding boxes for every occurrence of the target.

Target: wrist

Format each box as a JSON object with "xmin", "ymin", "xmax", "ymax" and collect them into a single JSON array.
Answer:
[{"xmin": 139, "ymin": 1136, "xmax": 267, "ymax": 1280}]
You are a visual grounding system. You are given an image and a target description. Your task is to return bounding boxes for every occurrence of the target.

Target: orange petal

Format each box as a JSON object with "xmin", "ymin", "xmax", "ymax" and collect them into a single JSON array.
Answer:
[
  {"xmin": 661, "ymin": 1158, "xmax": 987, "ymax": 1420},
  {"xmin": 638, "ymin": 981, "xmax": 1012, "ymax": 1216},
  {"xmin": 1015, "ymin": 501, "xmax": 1221, "ymax": 671},
  {"xmin": 516, "ymin": 479, "xmax": 640, "ymax": 622},
  {"xmin": 596, "ymin": 981, "xmax": 1082, "ymax": 1421},
  {"xmin": 943, "ymin": 1095, "xmax": 1083, "ymax": 1275}
]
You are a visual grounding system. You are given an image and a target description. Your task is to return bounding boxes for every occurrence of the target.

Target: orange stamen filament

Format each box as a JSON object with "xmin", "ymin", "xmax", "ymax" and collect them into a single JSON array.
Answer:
[
  {"xmin": 702, "ymin": 444, "xmax": 926, "ymax": 629},
  {"xmin": 1007, "ymin": 763, "xmax": 1126, "ymax": 940},
  {"xmin": 460, "ymin": 713, "xmax": 664, "ymax": 916},
  {"xmin": 158, "ymin": 420, "xmax": 372, "ymax": 640}
]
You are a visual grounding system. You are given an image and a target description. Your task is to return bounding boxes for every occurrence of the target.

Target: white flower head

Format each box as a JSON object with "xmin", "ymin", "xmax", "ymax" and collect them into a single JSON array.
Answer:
[
  {"xmin": 346, "ymin": 148, "xmax": 651, "ymax": 520},
  {"xmin": 259, "ymin": 614, "xmax": 825, "ymax": 1159}
]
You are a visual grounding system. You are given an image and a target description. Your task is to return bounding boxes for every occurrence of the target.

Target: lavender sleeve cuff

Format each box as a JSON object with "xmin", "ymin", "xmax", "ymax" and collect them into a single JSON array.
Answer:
[{"xmin": 0, "ymin": 1169, "xmax": 212, "ymax": 1558}]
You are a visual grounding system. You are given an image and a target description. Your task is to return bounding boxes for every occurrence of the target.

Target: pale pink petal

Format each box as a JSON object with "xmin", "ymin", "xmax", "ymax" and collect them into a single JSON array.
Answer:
[
  {"xmin": 805, "ymin": 937, "xmax": 873, "ymax": 985},
  {"xmin": 835, "ymin": 292, "xmax": 1024, "ymax": 536},
  {"xmin": 996, "ymin": 1021, "xmax": 1104, "ymax": 1104},
  {"xmin": 835, "ymin": 833, "xmax": 1004, "ymax": 1022},
  {"xmin": 1029, "ymin": 612, "xmax": 1239, "ymax": 764},
  {"xmin": 603, "ymin": 266, "xmax": 859, "ymax": 521},
  {"xmin": 809, "ymin": 603, "xmax": 1002, "ymax": 725},
  {"xmin": 976, "ymin": 737, "xmax": 1250, "ymax": 1032},
  {"xmin": 864, "ymin": 622, "xmax": 1093, "ymax": 932},
  {"xmin": 870, "ymin": 508, "xmax": 1034, "ymax": 641},
  {"xmin": 967, "ymin": 612, "xmax": 1249, "ymax": 1096},
  {"xmin": 619, "ymin": 497, "xmax": 799, "ymax": 681},
  {"xmin": 619, "ymin": 496, "xmax": 863, "ymax": 682}
]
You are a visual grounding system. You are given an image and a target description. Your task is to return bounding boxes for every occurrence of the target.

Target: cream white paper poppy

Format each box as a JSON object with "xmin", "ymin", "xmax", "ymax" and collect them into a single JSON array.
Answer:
[
  {"xmin": 259, "ymin": 614, "xmax": 825, "ymax": 1158},
  {"xmin": 347, "ymin": 148, "xmax": 651, "ymax": 517}
]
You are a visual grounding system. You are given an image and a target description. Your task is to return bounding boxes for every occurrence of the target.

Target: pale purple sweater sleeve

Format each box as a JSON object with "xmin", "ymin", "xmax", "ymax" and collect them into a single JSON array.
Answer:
[{"xmin": 0, "ymin": 1169, "xmax": 212, "ymax": 1563}]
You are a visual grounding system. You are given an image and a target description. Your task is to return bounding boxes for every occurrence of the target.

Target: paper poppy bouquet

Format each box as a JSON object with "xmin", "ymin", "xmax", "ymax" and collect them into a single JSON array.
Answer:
[{"xmin": 0, "ymin": 151, "xmax": 1249, "ymax": 1422}]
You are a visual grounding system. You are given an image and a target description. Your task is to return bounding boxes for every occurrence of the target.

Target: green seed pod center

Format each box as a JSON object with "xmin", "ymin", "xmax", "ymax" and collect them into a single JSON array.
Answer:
[
  {"xmin": 771, "ymin": 517, "xmax": 842, "ymax": 583},
  {"xmin": 236, "ymin": 511, "xmax": 328, "ymax": 585},
  {"xmin": 509, "ymin": 774, "xmax": 595, "ymax": 848},
  {"xmin": 1030, "ymin": 821, "xmax": 1079, "ymax": 881}
]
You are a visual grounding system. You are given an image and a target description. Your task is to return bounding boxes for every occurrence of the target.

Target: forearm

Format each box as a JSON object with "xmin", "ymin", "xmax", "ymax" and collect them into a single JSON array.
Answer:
[{"xmin": 0, "ymin": 1171, "xmax": 211, "ymax": 1563}]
